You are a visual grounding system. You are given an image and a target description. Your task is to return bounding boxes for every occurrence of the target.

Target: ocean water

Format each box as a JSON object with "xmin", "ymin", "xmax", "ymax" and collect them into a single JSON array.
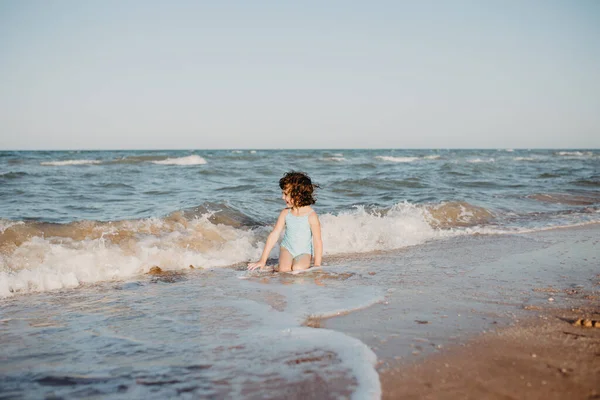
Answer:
[{"xmin": 1, "ymin": 149, "xmax": 599, "ymax": 398}]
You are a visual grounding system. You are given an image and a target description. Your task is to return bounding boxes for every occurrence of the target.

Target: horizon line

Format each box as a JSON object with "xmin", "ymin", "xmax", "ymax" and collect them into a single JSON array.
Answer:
[{"xmin": 1, "ymin": 147, "xmax": 599, "ymax": 152}]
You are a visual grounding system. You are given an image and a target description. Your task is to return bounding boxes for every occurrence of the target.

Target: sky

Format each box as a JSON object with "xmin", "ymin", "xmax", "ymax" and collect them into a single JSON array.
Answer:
[{"xmin": 0, "ymin": 0, "xmax": 599, "ymax": 150}]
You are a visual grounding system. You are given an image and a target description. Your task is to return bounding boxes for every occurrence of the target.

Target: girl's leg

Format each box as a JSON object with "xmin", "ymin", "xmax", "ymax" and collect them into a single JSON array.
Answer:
[
  {"xmin": 278, "ymin": 247, "xmax": 293, "ymax": 272},
  {"xmin": 291, "ymin": 254, "xmax": 311, "ymax": 271}
]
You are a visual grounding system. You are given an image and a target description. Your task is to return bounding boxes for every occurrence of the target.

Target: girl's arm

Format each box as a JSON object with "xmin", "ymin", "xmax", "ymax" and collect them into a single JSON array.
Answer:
[
  {"xmin": 309, "ymin": 212, "xmax": 323, "ymax": 267},
  {"xmin": 248, "ymin": 209, "xmax": 288, "ymax": 270}
]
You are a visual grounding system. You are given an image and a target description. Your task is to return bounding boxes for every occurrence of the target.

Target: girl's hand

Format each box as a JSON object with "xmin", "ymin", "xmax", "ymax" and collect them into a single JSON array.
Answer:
[{"xmin": 247, "ymin": 261, "xmax": 266, "ymax": 271}]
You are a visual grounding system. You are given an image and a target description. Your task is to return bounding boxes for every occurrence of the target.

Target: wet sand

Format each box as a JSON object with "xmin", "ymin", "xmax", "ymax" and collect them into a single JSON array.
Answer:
[
  {"xmin": 322, "ymin": 224, "xmax": 600, "ymax": 399},
  {"xmin": 379, "ymin": 307, "xmax": 600, "ymax": 400}
]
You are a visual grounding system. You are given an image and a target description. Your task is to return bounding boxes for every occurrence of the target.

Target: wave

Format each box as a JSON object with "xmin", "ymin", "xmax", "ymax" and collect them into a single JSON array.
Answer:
[
  {"xmin": 423, "ymin": 201, "xmax": 494, "ymax": 228},
  {"xmin": 320, "ymin": 203, "xmax": 446, "ymax": 255},
  {"xmin": 110, "ymin": 155, "xmax": 168, "ymax": 164},
  {"xmin": 0, "ymin": 201, "xmax": 495, "ymax": 297},
  {"xmin": 556, "ymin": 151, "xmax": 594, "ymax": 157},
  {"xmin": 323, "ymin": 157, "xmax": 346, "ymax": 162},
  {"xmin": 537, "ymin": 173, "xmax": 561, "ymax": 179},
  {"xmin": 0, "ymin": 171, "xmax": 29, "ymax": 180},
  {"xmin": 527, "ymin": 192, "xmax": 600, "ymax": 206},
  {"xmin": 375, "ymin": 155, "xmax": 440, "ymax": 163},
  {"xmin": 40, "ymin": 160, "xmax": 101, "ymax": 166},
  {"xmin": 513, "ymin": 156, "xmax": 539, "ymax": 162},
  {"xmin": 375, "ymin": 156, "xmax": 419, "ymax": 163},
  {"xmin": 572, "ymin": 177, "xmax": 600, "ymax": 187},
  {"xmin": 4, "ymin": 199, "xmax": 597, "ymax": 297},
  {"xmin": 0, "ymin": 214, "xmax": 265, "ymax": 297},
  {"xmin": 466, "ymin": 158, "xmax": 495, "ymax": 163},
  {"xmin": 152, "ymin": 155, "xmax": 207, "ymax": 165},
  {"xmin": 332, "ymin": 178, "xmax": 426, "ymax": 191}
]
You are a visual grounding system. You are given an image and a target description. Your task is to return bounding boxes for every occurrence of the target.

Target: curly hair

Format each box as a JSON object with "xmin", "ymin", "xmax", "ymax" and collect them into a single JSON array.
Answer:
[{"xmin": 279, "ymin": 171, "xmax": 319, "ymax": 207}]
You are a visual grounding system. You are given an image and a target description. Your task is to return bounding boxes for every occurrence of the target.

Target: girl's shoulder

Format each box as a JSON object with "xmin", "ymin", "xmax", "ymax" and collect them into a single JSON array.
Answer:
[
  {"xmin": 302, "ymin": 206, "xmax": 318, "ymax": 217},
  {"xmin": 280, "ymin": 207, "xmax": 292, "ymax": 215},
  {"xmin": 286, "ymin": 206, "xmax": 316, "ymax": 217}
]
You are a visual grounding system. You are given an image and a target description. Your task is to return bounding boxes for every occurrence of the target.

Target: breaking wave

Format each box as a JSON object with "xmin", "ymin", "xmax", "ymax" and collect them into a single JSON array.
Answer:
[
  {"xmin": 2, "ymin": 199, "xmax": 598, "ymax": 297},
  {"xmin": 0, "ymin": 201, "xmax": 495, "ymax": 297}
]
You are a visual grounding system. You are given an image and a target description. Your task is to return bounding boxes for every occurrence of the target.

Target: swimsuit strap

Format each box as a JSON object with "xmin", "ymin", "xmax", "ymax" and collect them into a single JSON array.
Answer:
[{"xmin": 287, "ymin": 208, "xmax": 315, "ymax": 218}]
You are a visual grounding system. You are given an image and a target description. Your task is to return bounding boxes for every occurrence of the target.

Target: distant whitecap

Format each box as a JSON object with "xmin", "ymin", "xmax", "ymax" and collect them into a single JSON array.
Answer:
[
  {"xmin": 557, "ymin": 151, "xmax": 593, "ymax": 157},
  {"xmin": 375, "ymin": 156, "xmax": 419, "ymax": 163},
  {"xmin": 153, "ymin": 155, "xmax": 207, "ymax": 165},
  {"xmin": 466, "ymin": 158, "xmax": 495, "ymax": 163},
  {"xmin": 41, "ymin": 160, "xmax": 102, "ymax": 166}
]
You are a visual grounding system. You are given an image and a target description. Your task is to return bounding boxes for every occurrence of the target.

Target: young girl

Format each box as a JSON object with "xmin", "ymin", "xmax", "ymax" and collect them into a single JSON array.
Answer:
[{"xmin": 248, "ymin": 171, "xmax": 322, "ymax": 272}]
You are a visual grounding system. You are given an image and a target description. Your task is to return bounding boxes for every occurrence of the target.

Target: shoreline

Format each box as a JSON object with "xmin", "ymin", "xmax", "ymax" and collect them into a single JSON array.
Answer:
[
  {"xmin": 318, "ymin": 224, "xmax": 600, "ymax": 399},
  {"xmin": 1, "ymin": 223, "xmax": 598, "ymax": 399}
]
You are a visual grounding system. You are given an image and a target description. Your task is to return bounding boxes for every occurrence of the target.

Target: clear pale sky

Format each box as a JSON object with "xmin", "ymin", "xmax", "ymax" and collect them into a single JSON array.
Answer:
[{"xmin": 1, "ymin": 0, "xmax": 599, "ymax": 150}]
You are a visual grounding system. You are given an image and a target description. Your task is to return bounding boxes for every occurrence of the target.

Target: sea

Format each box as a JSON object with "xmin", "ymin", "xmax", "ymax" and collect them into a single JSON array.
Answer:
[{"xmin": 1, "ymin": 149, "xmax": 599, "ymax": 399}]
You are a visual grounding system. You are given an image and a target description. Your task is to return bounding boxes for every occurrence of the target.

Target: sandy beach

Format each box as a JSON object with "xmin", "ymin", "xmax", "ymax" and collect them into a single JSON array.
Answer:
[
  {"xmin": 379, "ymin": 306, "xmax": 600, "ymax": 400},
  {"xmin": 323, "ymin": 224, "xmax": 600, "ymax": 399}
]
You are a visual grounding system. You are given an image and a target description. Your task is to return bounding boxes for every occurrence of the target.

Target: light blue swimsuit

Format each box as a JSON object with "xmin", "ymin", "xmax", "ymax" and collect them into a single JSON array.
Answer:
[{"xmin": 281, "ymin": 209, "xmax": 313, "ymax": 259}]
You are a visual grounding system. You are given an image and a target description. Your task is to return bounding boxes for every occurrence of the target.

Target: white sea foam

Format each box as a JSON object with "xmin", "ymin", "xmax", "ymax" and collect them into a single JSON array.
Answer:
[
  {"xmin": 235, "ymin": 273, "xmax": 383, "ymax": 399},
  {"xmin": 3, "ymin": 205, "xmax": 597, "ymax": 297},
  {"xmin": 332, "ymin": 153, "xmax": 344, "ymax": 157},
  {"xmin": 0, "ymin": 216, "xmax": 263, "ymax": 297},
  {"xmin": 423, "ymin": 155, "xmax": 441, "ymax": 160},
  {"xmin": 0, "ymin": 204, "xmax": 443, "ymax": 297},
  {"xmin": 321, "ymin": 203, "xmax": 447, "ymax": 255},
  {"xmin": 152, "ymin": 155, "xmax": 207, "ymax": 165},
  {"xmin": 456, "ymin": 219, "xmax": 600, "ymax": 236},
  {"xmin": 375, "ymin": 156, "xmax": 419, "ymax": 163},
  {"xmin": 0, "ymin": 203, "xmax": 489, "ymax": 297},
  {"xmin": 324, "ymin": 157, "xmax": 346, "ymax": 162},
  {"xmin": 0, "ymin": 219, "xmax": 24, "ymax": 234},
  {"xmin": 467, "ymin": 158, "xmax": 495, "ymax": 163},
  {"xmin": 557, "ymin": 151, "xmax": 593, "ymax": 157},
  {"xmin": 40, "ymin": 160, "xmax": 102, "ymax": 166}
]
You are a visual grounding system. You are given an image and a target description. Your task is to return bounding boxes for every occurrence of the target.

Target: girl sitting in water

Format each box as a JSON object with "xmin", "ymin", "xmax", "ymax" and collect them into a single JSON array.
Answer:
[{"xmin": 248, "ymin": 171, "xmax": 322, "ymax": 272}]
